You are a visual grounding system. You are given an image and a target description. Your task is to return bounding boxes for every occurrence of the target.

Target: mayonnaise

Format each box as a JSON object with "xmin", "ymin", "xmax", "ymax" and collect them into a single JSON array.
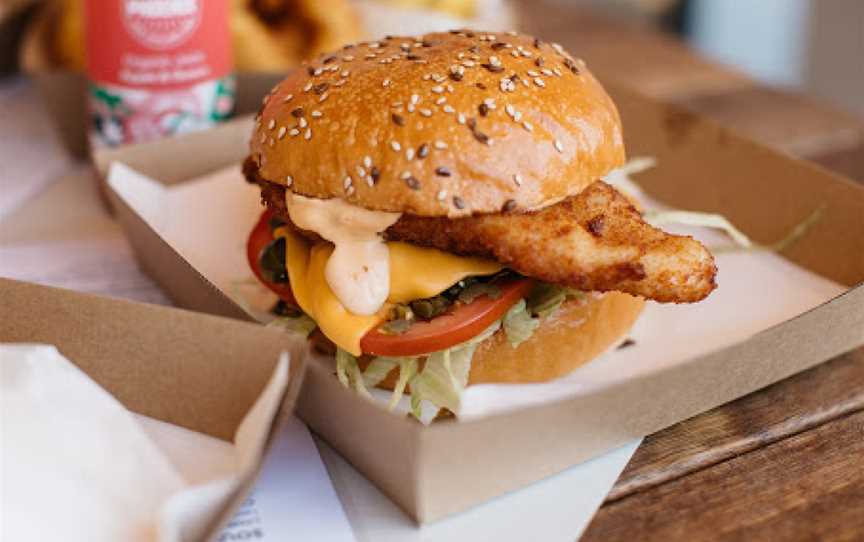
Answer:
[{"xmin": 284, "ymin": 192, "xmax": 401, "ymax": 315}]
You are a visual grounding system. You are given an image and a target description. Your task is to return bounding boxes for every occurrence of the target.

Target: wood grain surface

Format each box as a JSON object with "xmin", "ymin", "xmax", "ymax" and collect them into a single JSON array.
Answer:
[
  {"xmin": 583, "ymin": 406, "xmax": 864, "ymax": 541},
  {"xmin": 516, "ymin": 2, "xmax": 864, "ymax": 539}
]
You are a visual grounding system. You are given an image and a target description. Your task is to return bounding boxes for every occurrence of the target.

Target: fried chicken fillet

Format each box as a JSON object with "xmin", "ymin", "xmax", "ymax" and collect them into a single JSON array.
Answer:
[{"xmin": 247, "ymin": 160, "xmax": 716, "ymax": 303}]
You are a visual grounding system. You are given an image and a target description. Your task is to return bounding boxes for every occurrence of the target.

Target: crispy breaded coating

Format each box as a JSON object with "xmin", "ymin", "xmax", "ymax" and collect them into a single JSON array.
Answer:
[
  {"xmin": 247, "ymin": 157, "xmax": 716, "ymax": 303},
  {"xmin": 386, "ymin": 181, "xmax": 716, "ymax": 303}
]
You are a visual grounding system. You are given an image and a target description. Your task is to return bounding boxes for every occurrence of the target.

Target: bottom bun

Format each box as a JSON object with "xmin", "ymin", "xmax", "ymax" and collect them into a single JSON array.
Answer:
[
  {"xmin": 361, "ymin": 291, "xmax": 644, "ymax": 389},
  {"xmin": 469, "ymin": 291, "xmax": 644, "ymax": 384}
]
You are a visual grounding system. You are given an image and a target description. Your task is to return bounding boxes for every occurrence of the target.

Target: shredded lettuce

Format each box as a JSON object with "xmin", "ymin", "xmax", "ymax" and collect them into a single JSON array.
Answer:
[
  {"xmin": 610, "ymin": 156, "xmax": 823, "ymax": 254},
  {"xmin": 645, "ymin": 207, "xmax": 824, "ymax": 254},
  {"xmin": 502, "ymin": 299, "xmax": 539, "ymax": 348},
  {"xmin": 266, "ymin": 314, "xmax": 318, "ymax": 337},
  {"xmin": 526, "ymin": 282, "xmax": 584, "ymax": 319}
]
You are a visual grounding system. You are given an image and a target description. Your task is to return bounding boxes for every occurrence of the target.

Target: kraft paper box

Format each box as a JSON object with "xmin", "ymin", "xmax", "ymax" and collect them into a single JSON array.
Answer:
[
  {"xmin": 0, "ymin": 278, "xmax": 309, "ymax": 540},
  {"xmin": 83, "ymin": 82, "xmax": 864, "ymax": 523}
]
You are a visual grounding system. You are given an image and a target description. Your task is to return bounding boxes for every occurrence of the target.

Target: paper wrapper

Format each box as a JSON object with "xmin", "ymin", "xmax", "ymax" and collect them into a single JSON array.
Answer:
[{"xmin": 0, "ymin": 343, "xmax": 291, "ymax": 541}]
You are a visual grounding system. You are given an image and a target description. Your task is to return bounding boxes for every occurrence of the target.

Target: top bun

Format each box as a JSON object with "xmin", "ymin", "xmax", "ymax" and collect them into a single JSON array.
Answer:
[{"xmin": 249, "ymin": 30, "xmax": 625, "ymax": 217}]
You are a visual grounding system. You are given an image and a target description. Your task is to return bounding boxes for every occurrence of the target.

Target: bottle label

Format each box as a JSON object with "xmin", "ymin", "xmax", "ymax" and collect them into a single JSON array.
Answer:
[{"xmin": 84, "ymin": 0, "xmax": 233, "ymax": 146}]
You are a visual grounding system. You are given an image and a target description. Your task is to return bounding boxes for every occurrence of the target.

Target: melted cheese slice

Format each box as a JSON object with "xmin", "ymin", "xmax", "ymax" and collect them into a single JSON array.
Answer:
[{"xmin": 278, "ymin": 228, "xmax": 502, "ymax": 355}]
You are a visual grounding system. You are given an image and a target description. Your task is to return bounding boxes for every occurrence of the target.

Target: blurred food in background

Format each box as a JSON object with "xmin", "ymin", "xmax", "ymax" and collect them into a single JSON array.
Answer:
[
  {"xmin": 16, "ymin": 0, "xmax": 516, "ymax": 75},
  {"xmin": 352, "ymin": 0, "xmax": 514, "ymax": 38},
  {"xmin": 19, "ymin": 0, "xmax": 363, "ymax": 73}
]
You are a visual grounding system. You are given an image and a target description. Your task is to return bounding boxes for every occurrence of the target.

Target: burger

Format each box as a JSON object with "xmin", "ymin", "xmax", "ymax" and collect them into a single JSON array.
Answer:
[{"xmin": 244, "ymin": 30, "xmax": 716, "ymax": 419}]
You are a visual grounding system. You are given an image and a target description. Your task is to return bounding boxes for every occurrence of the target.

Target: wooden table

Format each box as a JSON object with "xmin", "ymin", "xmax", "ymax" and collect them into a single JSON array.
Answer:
[{"xmin": 518, "ymin": 3, "xmax": 864, "ymax": 539}]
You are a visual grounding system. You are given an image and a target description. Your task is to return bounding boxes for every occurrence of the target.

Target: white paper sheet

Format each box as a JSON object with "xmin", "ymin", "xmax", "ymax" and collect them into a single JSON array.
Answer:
[
  {"xmin": 107, "ymin": 163, "xmax": 847, "ymax": 421},
  {"xmin": 0, "ymin": 344, "xmax": 319, "ymax": 542},
  {"xmin": 139, "ymin": 415, "xmax": 356, "ymax": 542},
  {"xmin": 138, "ymin": 413, "xmax": 639, "ymax": 542}
]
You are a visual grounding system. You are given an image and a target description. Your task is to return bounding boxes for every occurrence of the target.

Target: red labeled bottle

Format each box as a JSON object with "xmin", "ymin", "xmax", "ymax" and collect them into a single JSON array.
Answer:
[{"xmin": 83, "ymin": 0, "xmax": 234, "ymax": 147}]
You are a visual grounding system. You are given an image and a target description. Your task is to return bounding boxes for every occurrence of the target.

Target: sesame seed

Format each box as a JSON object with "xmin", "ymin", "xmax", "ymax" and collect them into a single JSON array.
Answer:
[
  {"xmin": 513, "ymin": 173, "xmax": 523, "ymax": 186},
  {"xmin": 400, "ymin": 170, "xmax": 412, "ymax": 180},
  {"xmin": 259, "ymin": 133, "xmax": 266, "ymax": 143},
  {"xmin": 419, "ymin": 108, "xmax": 432, "ymax": 117},
  {"xmin": 333, "ymin": 80, "xmax": 346, "ymax": 87},
  {"xmin": 390, "ymin": 140, "xmax": 401, "ymax": 151},
  {"xmin": 291, "ymin": 107, "xmax": 304, "ymax": 117},
  {"xmin": 298, "ymin": 117, "xmax": 308, "ymax": 128},
  {"xmin": 346, "ymin": 185, "xmax": 355, "ymax": 196},
  {"xmin": 286, "ymin": 175, "xmax": 293, "ymax": 186},
  {"xmin": 554, "ymin": 139, "xmax": 564, "ymax": 153},
  {"xmin": 542, "ymin": 68, "xmax": 554, "ymax": 77},
  {"xmin": 267, "ymin": 119, "xmax": 276, "ymax": 130},
  {"xmin": 410, "ymin": 94, "xmax": 420, "ymax": 105},
  {"xmin": 435, "ymin": 167, "xmax": 451, "ymax": 177},
  {"xmin": 369, "ymin": 166, "xmax": 381, "ymax": 184},
  {"xmin": 268, "ymin": 137, "xmax": 275, "ymax": 147},
  {"xmin": 357, "ymin": 166, "xmax": 366, "ymax": 178},
  {"xmin": 407, "ymin": 104, "xmax": 415, "ymax": 113},
  {"xmin": 527, "ymin": 70, "xmax": 539, "ymax": 77},
  {"xmin": 405, "ymin": 176, "xmax": 421, "ymax": 190},
  {"xmin": 363, "ymin": 156, "xmax": 372, "ymax": 168},
  {"xmin": 392, "ymin": 113, "xmax": 405, "ymax": 126},
  {"xmin": 522, "ymin": 121, "xmax": 533, "ymax": 132},
  {"xmin": 283, "ymin": 94, "xmax": 294, "ymax": 103},
  {"xmin": 500, "ymin": 78, "xmax": 516, "ymax": 92},
  {"xmin": 313, "ymin": 67, "xmax": 324, "ymax": 76},
  {"xmin": 435, "ymin": 96, "xmax": 447, "ymax": 105},
  {"xmin": 489, "ymin": 55, "xmax": 501, "ymax": 66},
  {"xmin": 369, "ymin": 41, "xmax": 381, "ymax": 48},
  {"xmin": 311, "ymin": 110, "xmax": 323, "ymax": 118},
  {"xmin": 417, "ymin": 143, "xmax": 429, "ymax": 158},
  {"xmin": 437, "ymin": 189, "xmax": 448, "ymax": 201},
  {"xmin": 482, "ymin": 63, "xmax": 504, "ymax": 73},
  {"xmin": 462, "ymin": 60, "xmax": 476, "ymax": 67},
  {"xmin": 478, "ymin": 103, "xmax": 489, "ymax": 116},
  {"xmin": 289, "ymin": 128, "xmax": 300, "ymax": 136},
  {"xmin": 431, "ymin": 85, "xmax": 444, "ymax": 94},
  {"xmin": 443, "ymin": 105, "xmax": 455, "ymax": 114},
  {"xmin": 303, "ymin": 82, "xmax": 313, "ymax": 92},
  {"xmin": 304, "ymin": 129, "xmax": 312, "ymax": 140},
  {"xmin": 505, "ymin": 104, "xmax": 515, "ymax": 117},
  {"xmin": 457, "ymin": 113, "xmax": 466, "ymax": 124},
  {"xmin": 277, "ymin": 126, "xmax": 287, "ymax": 139},
  {"xmin": 533, "ymin": 77, "xmax": 546, "ymax": 88},
  {"xmin": 553, "ymin": 67, "xmax": 563, "ymax": 77},
  {"xmin": 483, "ymin": 98, "xmax": 496, "ymax": 108},
  {"xmin": 513, "ymin": 110, "xmax": 523, "ymax": 121},
  {"xmin": 406, "ymin": 148, "xmax": 415, "ymax": 160},
  {"xmin": 341, "ymin": 70, "xmax": 350, "ymax": 77},
  {"xmin": 476, "ymin": 82, "xmax": 487, "ymax": 90},
  {"xmin": 434, "ymin": 140, "xmax": 448, "ymax": 149},
  {"xmin": 343, "ymin": 55, "xmax": 354, "ymax": 61},
  {"xmin": 503, "ymin": 199, "xmax": 517, "ymax": 212},
  {"xmin": 453, "ymin": 196, "xmax": 465, "ymax": 209},
  {"xmin": 318, "ymin": 92, "xmax": 330, "ymax": 103},
  {"xmin": 473, "ymin": 131, "xmax": 491, "ymax": 145},
  {"xmin": 323, "ymin": 55, "xmax": 336, "ymax": 64},
  {"xmin": 343, "ymin": 176, "xmax": 352, "ymax": 189},
  {"xmin": 382, "ymin": 79, "xmax": 391, "ymax": 88},
  {"xmin": 552, "ymin": 43, "xmax": 564, "ymax": 54}
]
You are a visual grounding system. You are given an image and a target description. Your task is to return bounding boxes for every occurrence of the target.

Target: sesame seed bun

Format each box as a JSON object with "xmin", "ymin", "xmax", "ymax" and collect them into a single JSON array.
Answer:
[
  {"xmin": 248, "ymin": 30, "xmax": 625, "ymax": 217},
  {"xmin": 359, "ymin": 291, "xmax": 644, "ymax": 389}
]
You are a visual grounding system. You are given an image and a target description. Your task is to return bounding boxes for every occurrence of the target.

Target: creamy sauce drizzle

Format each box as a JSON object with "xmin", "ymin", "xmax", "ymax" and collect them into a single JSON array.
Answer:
[{"xmin": 285, "ymin": 193, "xmax": 401, "ymax": 315}]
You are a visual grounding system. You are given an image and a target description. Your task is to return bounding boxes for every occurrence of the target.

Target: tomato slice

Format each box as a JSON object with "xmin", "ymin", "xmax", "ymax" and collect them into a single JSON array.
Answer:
[
  {"xmin": 247, "ymin": 209, "xmax": 298, "ymax": 305},
  {"xmin": 360, "ymin": 278, "xmax": 533, "ymax": 357}
]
